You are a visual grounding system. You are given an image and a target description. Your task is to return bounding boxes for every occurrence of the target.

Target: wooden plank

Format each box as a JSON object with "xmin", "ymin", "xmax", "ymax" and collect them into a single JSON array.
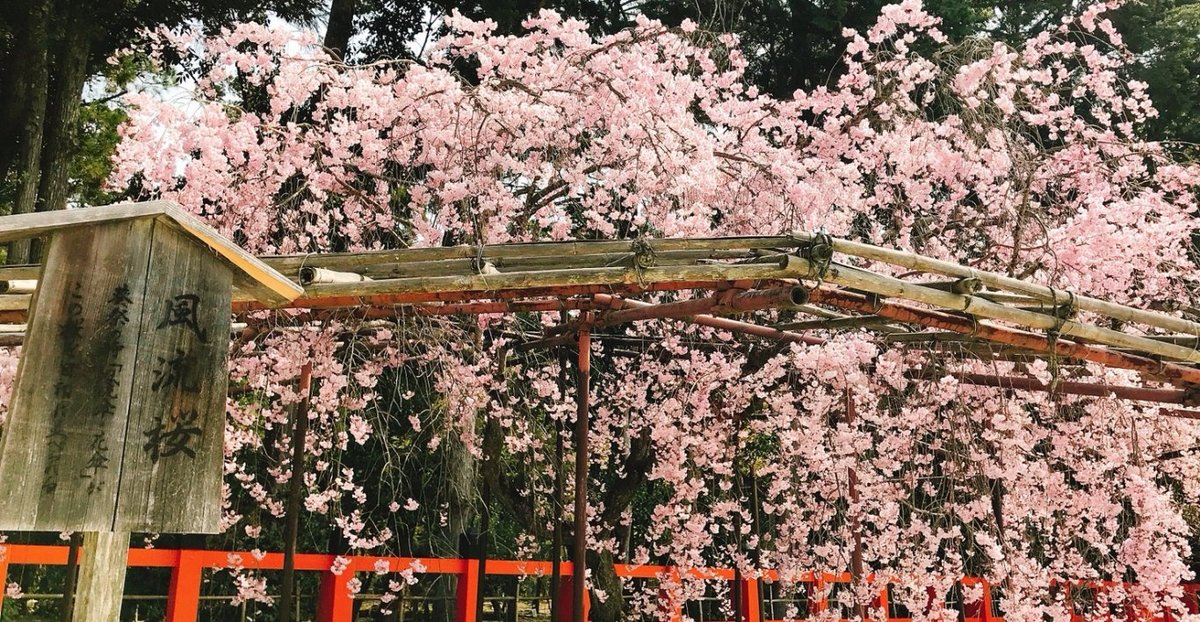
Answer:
[
  {"xmin": 301, "ymin": 261, "xmax": 801, "ymax": 298},
  {"xmin": 71, "ymin": 531, "xmax": 130, "ymax": 622},
  {"xmin": 0, "ymin": 202, "xmax": 300, "ymax": 306},
  {"xmin": 0, "ymin": 219, "xmax": 154, "ymax": 531},
  {"xmin": 114, "ymin": 220, "xmax": 231, "ymax": 533},
  {"xmin": 154, "ymin": 209, "xmax": 302, "ymax": 306},
  {"xmin": 0, "ymin": 201, "xmax": 163, "ymax": 244}
]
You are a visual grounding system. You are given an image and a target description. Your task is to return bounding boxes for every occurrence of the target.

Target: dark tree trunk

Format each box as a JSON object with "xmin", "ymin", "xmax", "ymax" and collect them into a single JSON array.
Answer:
[
  {"xmin": 585, "ymin": 429, "xmax": 655, "ymax": 622},
  {"xmin": 323, "ymin": 0, "xmax": 357, "ymax": 60},
  {"xmin": 586, "ymin": 549, "xmax": 624, "ymax": 622},
  {"xmin": 7, "ymin": 0, "xmax": 51, "ymax": 265},
  {"xmin": 0, "ymin": 0, "xmax": 49, "ymax": 188},
  {"xmin": 37, "ymin": 8, "xmax": 94, "ymax": 215}
]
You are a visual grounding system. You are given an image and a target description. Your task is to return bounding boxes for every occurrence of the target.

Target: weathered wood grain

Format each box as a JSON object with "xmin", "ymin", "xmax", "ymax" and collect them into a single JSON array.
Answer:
[
  {"xmin": 0, "ymin": 201, "xmax": 300, "ymax": 306},
  {"xmin": 113, "ymin": 220, "xmax": 231, "ymax": 533},
  {"xmin": 71, "ymin": 531, "xmax": 130, "ymax": 622},
  {"xmin": 0, "ymin": 219, "xmax": 154, "ymax": 531}
]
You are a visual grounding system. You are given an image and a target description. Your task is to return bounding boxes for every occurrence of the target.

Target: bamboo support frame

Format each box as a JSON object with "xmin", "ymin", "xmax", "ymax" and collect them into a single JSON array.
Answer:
[
  {"xmin": 592, "ymin": 294, "xmax": 826, "ymax": 345},
  {"xmin": 805, "ymin": 287, "xmax": 1200, "ymax": 386},
  {"xmin": 816, "ymin": 258, "xmax": 1200, "ymax": 364},
  {"xmin": 788, "ymin": 231, "xmax": 1200, "ymax": 338},
  {"xmin": 0, "ymin": 232, "xmax": 1195, "ymax": 389},
  {"xmin": 911, "ymin": 370, "xmax": 1199, "ymax": 405}
]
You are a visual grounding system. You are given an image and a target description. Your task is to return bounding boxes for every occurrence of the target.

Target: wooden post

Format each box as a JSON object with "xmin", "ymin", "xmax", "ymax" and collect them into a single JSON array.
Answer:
[
  {"xmin": 280, "ymin": 363, "xmax": 313, "ymax": 622},
  {"xmin": 59, "ymin": 533, "xmax": 82, "ymax": 622},
  {"xmin": 573, "ymin": 318, "xmax": 591, "ymax": 622},
  {"xmin": 71, "ymin": 531, "xmax": 129, "ymax": 622}
]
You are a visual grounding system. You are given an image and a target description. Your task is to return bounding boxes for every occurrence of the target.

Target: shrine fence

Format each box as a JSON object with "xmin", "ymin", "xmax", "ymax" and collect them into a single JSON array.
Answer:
[{"xmin": 0, "ymin": 544, "xmax": 1196, "ymax": 622}]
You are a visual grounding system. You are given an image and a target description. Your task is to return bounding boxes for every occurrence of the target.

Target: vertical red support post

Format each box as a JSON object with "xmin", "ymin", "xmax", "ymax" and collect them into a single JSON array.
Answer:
[
  {"xmin": 316, "ymin": 566, "xmax": 355, "ymax": 622},
  {"xmin": 980, "ymin": 580, "xmax": 993, "ymax": 622},
  {"xmin": 0, "ymin": 550, "xmax": 9, "ymax": 614},
  {"xmin": 655, "ymin": 569, "xmax": 683, "ymax": 622},
  {"xmin": 165, "ymin": 550, "xmax": 203, "ymax": 622},
  {"xmin": 456, "ymin": 559, "xmax": 481, "ymax": 622},
  {"xmin": 734, "ymin": 577, "xmax": 762, "ymax": 622},
  {"xmin": 555, "ymin": 565, "xmax": 590, "ymax": 622}
]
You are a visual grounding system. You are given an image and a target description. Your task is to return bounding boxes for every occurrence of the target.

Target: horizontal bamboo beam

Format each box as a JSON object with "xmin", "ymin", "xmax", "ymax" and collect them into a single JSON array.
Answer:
[
  {"xmin": 821, "ymin": 260, "xmax": 1200, "ymax": 364},
  {"xmin": 909, "ymin": 370, "xmax": 1198, "ymax": 405},
  {"xmin": 592, "ymin": 293, "xmax": 826, "ymax": 345},
  {"xmin": 805, "ymin": 287, "xmax": 1200, "ymax": 386},
  {"xmin": 789, "ymin": 230, "xmax": 1200, "ymax": 339},
  {"xmin": 260, "ymin": 236, "xmax": 799, "ymax": 272},
  {"xmin": 296, "ymin": 261, "xmax": 801, "ymax": 299},
  {"xmin": 597, "ymin": 287, "xmax": 808, "ymax": 325},
  {"xmin": 232, "ymin": 279, "xmax": 792, "ymax": 314}
]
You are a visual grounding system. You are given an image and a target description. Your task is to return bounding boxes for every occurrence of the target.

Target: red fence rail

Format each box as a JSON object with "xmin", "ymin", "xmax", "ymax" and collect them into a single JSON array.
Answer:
[{"xmin": 0, "ymin": 544, "xmax": 1196, "ymax": 621}]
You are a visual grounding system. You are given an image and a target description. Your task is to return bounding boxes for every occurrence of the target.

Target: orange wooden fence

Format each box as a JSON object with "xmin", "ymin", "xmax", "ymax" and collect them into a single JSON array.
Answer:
[{"xmin": 0, "ymin": 544, "xmax": 1196, "ymax": 621}]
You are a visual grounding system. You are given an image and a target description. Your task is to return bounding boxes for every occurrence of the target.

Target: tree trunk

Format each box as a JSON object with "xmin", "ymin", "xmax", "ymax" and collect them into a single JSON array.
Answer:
[
  {"xmin": 0, "ymin": 0, "xmax": 50, "ymax": 188},
  {"xmin": 433, "ymin": 433, "xmax": 476, "ymax": 622},
  {"xmin": 323, "ymin": 0, "xmax": 357, "ymax": 60},
  {"xmin": 7, "ymin": 0, "xmax": 51, "ymax": 265},
  {"xmin": 28, "ymin": 5, "xmax": 95, "ymax": 261},
  {"xmin": 586, "ymin": 549, "xmax": 623, "ymax": 622},
  {"xmin": 37, "ymin": 7, "xmax": 94, "ymax": 215}
]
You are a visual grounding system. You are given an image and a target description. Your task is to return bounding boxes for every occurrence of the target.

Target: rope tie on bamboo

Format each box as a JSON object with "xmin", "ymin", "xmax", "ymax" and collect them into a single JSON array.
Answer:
[
  {"xmin": 630, "ymin": 238, "xmax": 657, "ymax": 286},
  {"xmin": 801, "ymin": 230, "xmax": 835, "ymax": 295},
  {"xmin": 1046, "ymin": 287, "xmax": 1070, "ymax": 397}
]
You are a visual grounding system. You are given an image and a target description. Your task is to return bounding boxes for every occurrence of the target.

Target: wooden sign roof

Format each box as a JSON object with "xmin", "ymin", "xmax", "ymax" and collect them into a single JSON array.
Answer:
[{"xmin": 0, "ymin": 201, "xmax": 302, "ymax": 306}]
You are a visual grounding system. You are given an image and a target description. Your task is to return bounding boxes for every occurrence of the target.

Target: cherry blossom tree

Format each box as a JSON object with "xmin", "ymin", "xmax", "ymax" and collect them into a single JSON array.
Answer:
[{"xmin": 77, "ymin": 0, "xmax": 1200, "ymax": 619}]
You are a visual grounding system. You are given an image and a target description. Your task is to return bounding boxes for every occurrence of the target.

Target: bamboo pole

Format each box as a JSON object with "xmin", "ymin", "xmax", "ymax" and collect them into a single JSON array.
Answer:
[
  {"xmin": 806, "ymin": 287, "xmax": 1200, "ymax": 386},
  {"xmin": 298, "ymin": 267, "xmax": 371, "ymax": 285},
  {"xmin": 819, "ymin": 259, "xmax": 1200, "ymax": 364},
  {"xmin": 260, "ymin": 236, "xmax": 798, "ymax": 272},
  {"xmin": 297, "ymin": 261, "xmax": 800, "ymax": 299},
  {"xmin": 0, "ymin": 279, "xmax": 36, "ymax": 294},
  {"xmin": 789, "ymin": 231, "xmax": 1200, "ymax": 338},
  {"xmin": 233, "ymin": 279, "xmax": 793, "ymax": 314},
  {"xmin": 592, "ymin": 294, "xmax": 826, "ymax": 345},
  {"xmin": 597, "ymin": 287, "xmax": 808, "ymax": 325},
  {"xmin": 910, "ymin": 370, "xmax": 1197, "ymax": 405}
]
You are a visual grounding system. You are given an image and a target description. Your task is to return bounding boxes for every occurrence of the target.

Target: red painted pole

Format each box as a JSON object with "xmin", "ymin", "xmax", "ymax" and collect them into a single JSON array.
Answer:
[
  {"xmin": 739, "ymin": 578, "xmax": 762, "ymax": 622},
  {"xmin": 316, "ymin": 566, "xmax": 355, "ymax": 622},
  {"xmin": 165, "ymin": 550, "xmax": 203, "ymax": 622},
  {"xmin": 455, "ymin": 559, "xmax": 481, "ymax": 622}
]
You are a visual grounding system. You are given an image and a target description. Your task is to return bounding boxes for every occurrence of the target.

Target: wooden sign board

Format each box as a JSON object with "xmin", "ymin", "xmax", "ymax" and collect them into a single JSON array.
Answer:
[{"xmin": 0, "ymin": 202, "xmax": 302, "ymax": 533}]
